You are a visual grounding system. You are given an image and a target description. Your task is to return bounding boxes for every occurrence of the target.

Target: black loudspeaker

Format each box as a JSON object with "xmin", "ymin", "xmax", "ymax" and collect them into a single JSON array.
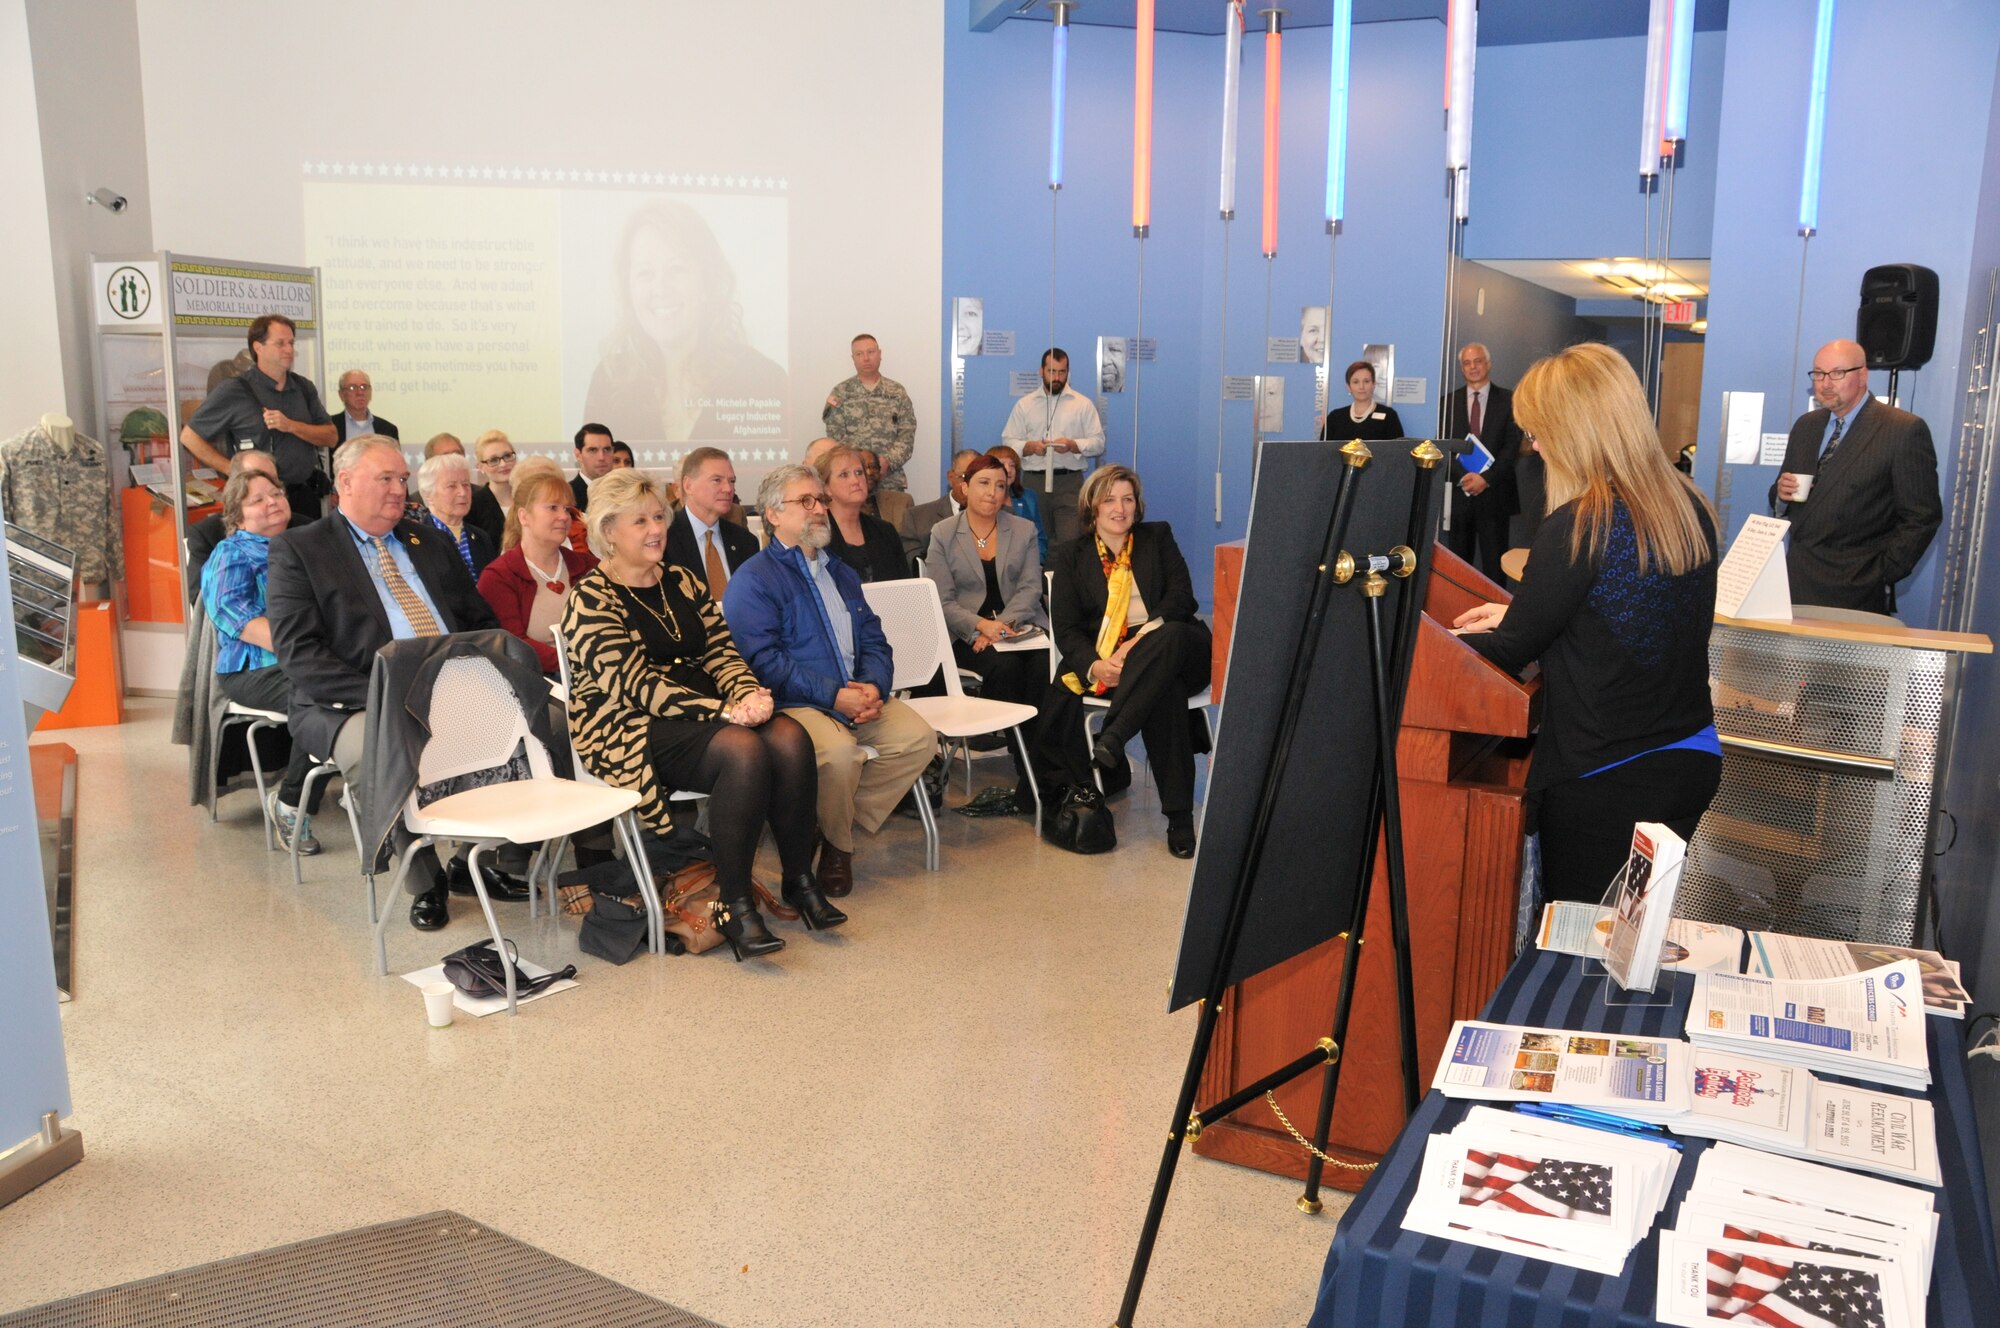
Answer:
[{"xmin": 1856, "ymin": 263, "xmax": 1939, "ymax": 369}]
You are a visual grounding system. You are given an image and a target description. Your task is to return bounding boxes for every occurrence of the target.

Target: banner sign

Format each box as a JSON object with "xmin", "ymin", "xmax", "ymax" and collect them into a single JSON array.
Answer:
[{"xmin": 169, "ymin": 260, "xmax": 316, "ymax": 329}]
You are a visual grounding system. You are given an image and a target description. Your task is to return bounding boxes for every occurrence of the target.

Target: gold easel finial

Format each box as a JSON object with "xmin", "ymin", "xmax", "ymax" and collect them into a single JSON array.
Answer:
[
  {"xmin": 1297, "ymin": 1195, "xmax": 1324, "ymax": 1215},
  {"xmin": 1410, "ymin": 439, "xmax": 1444, "ymax": 468},
  {"xmin": 1317, "ymin": 1036, "xmax": 1341, "ymax": 1064},
  {"xmin": 1388, "ymin": 545, "xmax": 1417, "ymax": 577},
  {"xmin": 1362, "ymin": 570, "xmax": 1388, "ymax": 598},
  {"xmin": 1185, "ymin": 1113, "xmax": 1204, "ymax": 1142},
  {"xmin": 1331, "ymin": 551, "xmax": 1356, "ymax": 584},
  {"xmin": 1339, "ymin": 439, "xmax": 1373, "ymax": 469}
]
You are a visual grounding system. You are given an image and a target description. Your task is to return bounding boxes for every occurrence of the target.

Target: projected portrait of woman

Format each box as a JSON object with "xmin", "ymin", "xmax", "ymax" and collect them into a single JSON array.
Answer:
[
  {"xmin": 1298, "ymin": 306, "xmax": 1328, "ymax": 366},
  {"xmin": 583, "ymin": 201, "xmax": 788, "ymax": 445},
  {"xmin": 953, "ymin": 297, "xmax": 984, "ymax": 357}
]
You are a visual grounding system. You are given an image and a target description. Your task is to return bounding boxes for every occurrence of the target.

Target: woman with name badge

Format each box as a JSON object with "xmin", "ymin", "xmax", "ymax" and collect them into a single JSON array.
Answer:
[{"xmin": 1320, "ymin": 360, "xmax": 1406, "ymax": 444}]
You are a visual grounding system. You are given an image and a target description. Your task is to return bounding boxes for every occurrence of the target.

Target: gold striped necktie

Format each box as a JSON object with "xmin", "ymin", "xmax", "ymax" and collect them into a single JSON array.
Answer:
[
  {"xmin": 704, "ymin": 527, "xmax": 729, "ymax": 596},
  {"xmin": 369, "ymin": 535, "xmax": 442, "ymax": 636}
]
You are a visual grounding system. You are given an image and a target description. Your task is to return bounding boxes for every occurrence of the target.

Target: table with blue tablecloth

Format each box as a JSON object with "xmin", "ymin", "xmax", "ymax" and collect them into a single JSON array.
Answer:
[{"xmin": 1306, "ymin": 947, "xmax": 1998, "ymax": 1328}]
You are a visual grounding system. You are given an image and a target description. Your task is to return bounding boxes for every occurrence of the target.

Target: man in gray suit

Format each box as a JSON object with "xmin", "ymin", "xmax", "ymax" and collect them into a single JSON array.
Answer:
[
  {"xmin": 898, "ymin": 448, "xmax": 981, "ymax": 562},
  {"xmin": 1772, "ymin": 338, "xmax": 1942, "ymax": 615}
]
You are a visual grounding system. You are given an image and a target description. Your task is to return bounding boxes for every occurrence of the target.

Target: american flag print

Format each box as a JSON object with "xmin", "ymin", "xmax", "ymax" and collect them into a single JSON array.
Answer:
[
  {"xmin": 1703, "ymin": 1245, "xmax": 1888, "ymax": 1327},
  {"xmin": 1457, "ymin": 1150, "xmax": 1613, "ymax": 1225}
]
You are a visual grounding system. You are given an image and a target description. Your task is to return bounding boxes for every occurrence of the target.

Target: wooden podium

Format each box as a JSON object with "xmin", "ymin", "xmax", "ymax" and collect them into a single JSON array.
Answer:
[{"xmin": 1192, "ymin": 543, "xmax": 1541, "ymax": 1189}]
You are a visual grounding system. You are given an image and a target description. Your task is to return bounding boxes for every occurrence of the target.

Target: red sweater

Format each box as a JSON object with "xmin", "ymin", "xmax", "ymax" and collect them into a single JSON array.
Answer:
[{"xmin": 477, "ymin": 543, "xmax": 599, "ymax": 673}]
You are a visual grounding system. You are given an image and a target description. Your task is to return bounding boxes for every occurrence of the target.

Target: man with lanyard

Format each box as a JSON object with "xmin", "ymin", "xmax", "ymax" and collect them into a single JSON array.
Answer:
[
  {"xmin": 724, "ymin": 465, "xmax": 935, "ymax": 899},
  {"xmin": 182, "ymin": 314, "xmax": 336, "ymax": 526},
  {"xmin": 1001, "ymin": 347, "xmax": 1105, "ymax": 545}
]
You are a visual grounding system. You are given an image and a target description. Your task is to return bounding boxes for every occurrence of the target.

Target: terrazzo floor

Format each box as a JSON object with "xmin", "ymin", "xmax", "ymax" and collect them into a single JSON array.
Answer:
[{"xmin": 1, "ymin": 701, "xmax": 1349, "ymax": 1326}]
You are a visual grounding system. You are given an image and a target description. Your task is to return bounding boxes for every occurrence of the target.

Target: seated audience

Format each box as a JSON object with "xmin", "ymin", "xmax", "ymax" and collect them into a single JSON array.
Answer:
[
  {"xmin": 473, "ymin": 429, "xmax": 519, "ymax": 545},
  {"xmin": 987, "ymin": 443, "xmax": 1049, "ymax": 562},
  {"xmin": 611, "ymin": 440, "xmax": 636, "ymax": 468},
  {"xmin": 803, "ymin": 437, "xmax": 839, "ymax": 470},
  {"xmin": 725, "ymin": 465, "xmax": 936, "ymax": 896},
  {"xmin": 200, "ymin": 468, "xmax": 328, "ymax": 853},
  {"xmin": 1039, "ymin": 465, "xmax": 1213, "ymax": 858},
  {"xmin": 899, "ymin": 447, "xmax": 980, "ymax": 562},
  {"xmin": 478, "ymin": 466, "xmax": 597, "ymax": 674},
  {"xmin": 925, "ymin": 454, "xmax": 1048, "ymax": 814},
  {"xmin": 561, "ymin": 468, "xmax": 845, "ymax": 955},
  {"xmin": 666, "ymin": 447, "xmax": 759, "ymax": 599},
  {"xmin": 815, "ymin": 444, "xmax": 907, "ymax": 583},
  {"xmin": 186, "ymin": 449, "xmax": 280, "ymax": 601},
  {"xmin": 426, "ymin": 431, "xmax": 505, "ymax": 542},
  {"xmin": 572, "ymin": 422, "xmax": 616, "ymax": 508},
  {"xmin": 861, "ymin": 449, "xmax": 912, "ymax": 528},
  {"xmin": 1453, "ymin": 342, "xmax": 1720, "ymax": 904},
  {"xmin": 266, "ymin": 435, "xmax": 526, "ymax": 931},
  {"xmin": 416, "ymin": 452, "xmax": 497, "ymax": 580}
]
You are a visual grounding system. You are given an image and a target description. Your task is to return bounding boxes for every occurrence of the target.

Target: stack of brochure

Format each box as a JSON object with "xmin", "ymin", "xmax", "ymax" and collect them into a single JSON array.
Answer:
[
  {"xmin": 1401, "ymin": 1105, "xmax": 1681, "ymax": 1274},
  {"xmin": 1601, "ymin": 822, "xmax": 1689, "ymax": 991},
  {"xmin": 1536, "ymin": 901, "xmax": 1744, "ymax": 974},
  {"xmin": 1746, "ymin": 931, "xmax": 1971, "ymax": 1018},
  {"xmin": 1654, "ymin": 1144, "xmax": 1936, "ymax": 1328},
  {"xmin": 1686, "ymin": 961, "xmax": 1931, "ymax": 1090},
  {"xmin": 1669, "ymin": 1049, "xmax": 1941, "ymax": 1186},
  {"xmin": 1432, "ymin": 1020, "xmax": 1692, "ymax": 1122}
]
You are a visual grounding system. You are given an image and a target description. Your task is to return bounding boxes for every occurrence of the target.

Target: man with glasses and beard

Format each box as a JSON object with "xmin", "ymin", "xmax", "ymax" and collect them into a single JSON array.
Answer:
[
  {"xmin": 723, "ymin": 466, "xmax": 935, "ymax": 898},
  {"xmin": 1772, "ymin": 338, "xmax": 1941, "ymax": 614},
  {"xmin": 1001, "ymin": 348, "xmax": 1105, "ymax": 545}
]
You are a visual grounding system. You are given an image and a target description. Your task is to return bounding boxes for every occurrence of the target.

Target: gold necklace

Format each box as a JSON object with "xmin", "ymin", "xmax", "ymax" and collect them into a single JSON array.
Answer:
[{"xmin": 611, "ymin": 567, "xmax": 685, "ymax": 642}]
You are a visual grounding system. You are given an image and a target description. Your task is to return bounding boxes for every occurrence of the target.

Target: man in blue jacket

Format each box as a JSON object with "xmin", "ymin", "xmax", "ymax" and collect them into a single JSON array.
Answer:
[{"xmin": 724, "ymin": 465, "xmax": 936, "ymax": 896}]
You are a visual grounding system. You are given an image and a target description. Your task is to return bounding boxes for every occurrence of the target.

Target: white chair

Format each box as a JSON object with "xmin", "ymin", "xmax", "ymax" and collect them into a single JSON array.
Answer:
[
  {"xmin": 372, "ymin": 653, "xmax": 656, "ymax": 1014},
  {"xmin": 551, "ymin": 625, "xmax": 705, "ymax": 917},
  {"xmin": 861, "ymin": 577, "xmax": 1041, "ymax": 840},
  {"xmin": 1044, "ymin": 570, "xmax": 1214, "ymax": 794}
]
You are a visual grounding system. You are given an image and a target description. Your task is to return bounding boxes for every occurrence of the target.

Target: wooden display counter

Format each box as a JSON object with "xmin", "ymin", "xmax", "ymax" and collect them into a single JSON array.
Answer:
[{"xmin": 1192, "ymin": 543, "xmax": 1540, "ymax": 1190}]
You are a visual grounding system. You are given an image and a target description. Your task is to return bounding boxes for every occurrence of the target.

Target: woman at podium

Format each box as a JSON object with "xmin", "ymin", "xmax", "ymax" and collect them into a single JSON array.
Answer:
[{"xmin": 1451, "ymin": 342, "xmax": 1720, "ymax": 903}]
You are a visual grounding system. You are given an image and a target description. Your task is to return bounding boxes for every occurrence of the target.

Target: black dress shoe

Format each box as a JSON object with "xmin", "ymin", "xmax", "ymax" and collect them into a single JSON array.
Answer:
[
  {"xmin": 1092, "ymin": 734, "xmax": 1124, "ymax": 770},
  {"xmin": 715, "ymin": 899, "xmax": 785, "ymax": 961},
  {"xmin": 446, "ymin": 856, "xmax": 532, "ymax": 901},
  {"xmin": 1166, "ymin": 812, "xmax": 1197, "ymax": 859},
  {"xmin": 782, "ymin": 872, "xmax": 848, "ymax": 931},
  {"xmin": 409, "ymin": 885, "xmax": 449, "ymax": 930}
]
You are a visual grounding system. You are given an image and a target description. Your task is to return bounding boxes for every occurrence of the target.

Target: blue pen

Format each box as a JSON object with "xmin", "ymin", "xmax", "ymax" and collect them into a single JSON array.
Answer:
[{"xmin": 1515, "ymin": 1103, "xmax": 1683, "ymax": 1151}]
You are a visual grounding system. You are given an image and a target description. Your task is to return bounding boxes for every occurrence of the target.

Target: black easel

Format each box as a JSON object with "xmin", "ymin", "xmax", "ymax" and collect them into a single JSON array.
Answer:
[{"xmin": 1115, "ymin": 439, "xmax": 1451, "ymax": 1326}]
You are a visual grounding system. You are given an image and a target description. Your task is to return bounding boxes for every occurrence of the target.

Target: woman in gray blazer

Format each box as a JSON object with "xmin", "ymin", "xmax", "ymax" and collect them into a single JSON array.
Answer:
[{"xmin": 925, "ymin": 454, "xmax": 1048, "ymax": 814}]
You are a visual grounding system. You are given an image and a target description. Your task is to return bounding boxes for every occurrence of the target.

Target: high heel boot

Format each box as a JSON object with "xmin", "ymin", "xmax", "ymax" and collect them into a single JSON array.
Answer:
[
  {"xmin": 715, "ymin": 898, "xmax": 785, "ymax": 960},
  {"xmin": 782, "ymin": 872, "xmax": 848, "ymax": 931}
]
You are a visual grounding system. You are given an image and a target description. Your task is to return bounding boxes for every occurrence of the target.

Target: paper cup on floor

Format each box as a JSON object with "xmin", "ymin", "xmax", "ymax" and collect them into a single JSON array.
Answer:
[
  {"xmin": 1792, "ymin": 473, "xmax": 1814, "ymax": 501},
  {"xmin": 422, "ymin": 981, "xmax": 456, "ymax": 1028}
]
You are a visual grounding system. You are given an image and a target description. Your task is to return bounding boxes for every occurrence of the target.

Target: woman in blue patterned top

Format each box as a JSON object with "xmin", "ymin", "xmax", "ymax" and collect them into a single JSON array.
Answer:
[
  {"xmin": 1452, "ymin": 342, "xmax": 1720, "ymax": 903},
  {"xmin": 200, "ymin": 469, "xmax": 328, "ymax": 855},
  {"xmin": 416, "ymin": 452, "xmax": 496, "ymax": 579}
]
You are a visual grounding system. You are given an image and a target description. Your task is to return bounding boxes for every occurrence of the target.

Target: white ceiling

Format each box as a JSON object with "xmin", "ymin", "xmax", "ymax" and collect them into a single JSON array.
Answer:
[{"xmin": 1476, "ymin": 257, "xmax": 1711, "ymax": 303}]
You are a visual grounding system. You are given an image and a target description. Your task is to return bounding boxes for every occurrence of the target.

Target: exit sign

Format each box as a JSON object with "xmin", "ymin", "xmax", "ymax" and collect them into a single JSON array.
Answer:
[{"xmin": 1662, "ymin": 300, "xmax": 1697, "ymax": 326}]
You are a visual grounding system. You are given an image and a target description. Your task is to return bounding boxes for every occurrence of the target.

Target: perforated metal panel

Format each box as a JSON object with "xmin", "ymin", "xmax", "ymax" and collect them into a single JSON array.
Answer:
[
  {"xmin": 0, "ymin": 1211, "xmax": 720, "ymax": 1328},
  {"xmin": 1678, "ymin": 626, "xmax": 1950, "ymax": 945}
]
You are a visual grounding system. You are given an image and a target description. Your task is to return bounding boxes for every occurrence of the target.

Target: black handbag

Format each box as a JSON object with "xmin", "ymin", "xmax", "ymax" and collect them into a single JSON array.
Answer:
[
  {"xmin": 441, "ymin": 939, "xmax": 576, "ymax": 999},
  {"xmin": 1042, "ymin": 783, "xmax": 1117, "ymax": 854}
]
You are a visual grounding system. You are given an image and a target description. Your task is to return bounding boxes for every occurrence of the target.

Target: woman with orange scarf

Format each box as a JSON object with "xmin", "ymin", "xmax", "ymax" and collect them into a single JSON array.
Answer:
[{"xmin": 1038, "ymin": 465, "xmax": 1213, "ymax": 857}]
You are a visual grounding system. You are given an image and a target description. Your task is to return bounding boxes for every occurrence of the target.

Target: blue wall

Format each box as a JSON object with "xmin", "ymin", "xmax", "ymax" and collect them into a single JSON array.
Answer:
[
  {"xmin": 1450, "ymin": 260, "xmax": 1606, "ymax": 388},
  {"xmin": 946, "ymin": 17, "xmax": 1449, "ymax": 605},
  {"xmin": 1692, "ymin": 0, "xmax": 2000, "ymax": 632},
  {"xmin": 1467, "ymin": 30, "xmax": 1726, "ymax": 263}
]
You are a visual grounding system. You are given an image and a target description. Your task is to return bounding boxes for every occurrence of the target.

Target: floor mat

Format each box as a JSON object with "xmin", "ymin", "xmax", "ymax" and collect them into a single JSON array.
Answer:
[{"xmin": 0, "ymin": 1210, "xmax": 721, "ymax": 1328}]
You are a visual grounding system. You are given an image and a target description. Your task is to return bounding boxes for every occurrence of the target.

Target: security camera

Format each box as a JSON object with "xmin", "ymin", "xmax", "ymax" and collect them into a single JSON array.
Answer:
[{"xmin": 87, "ymin": 188, "xmax": 128, "ymax": 213}]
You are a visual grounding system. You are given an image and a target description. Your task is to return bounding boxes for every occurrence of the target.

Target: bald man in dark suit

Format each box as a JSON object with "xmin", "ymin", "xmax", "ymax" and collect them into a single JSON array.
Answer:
[{"xmin": 1772, "ymin": 338, "xmax": 1941, "ymax": 615}]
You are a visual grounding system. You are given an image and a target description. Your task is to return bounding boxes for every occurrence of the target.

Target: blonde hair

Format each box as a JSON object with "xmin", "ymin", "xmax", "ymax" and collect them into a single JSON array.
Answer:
[
  {"xmin": 1516, "ymin": 341, "xmax": 1715, "ymax": 576},
  {"xmin": 1077, "ymin": 464, "xmax": 1146, "ymax": 531},
  {"xmin": 583, "ymin": 467, "xmax": 668, "ymax": 561},
  {"xmin": 502, "ymin": 470, "xmax": 573, "ymax": 551},
  {"xmin": 511, "ymin": 454, "xmax": 565, "ymax": 490},
  {"xmin": 811, "ymin": 443, "xmax": 865, "ymax": 487},
  {"xmin": 473, "ymin": 428, "xmax": 511, "ymax": 457}
]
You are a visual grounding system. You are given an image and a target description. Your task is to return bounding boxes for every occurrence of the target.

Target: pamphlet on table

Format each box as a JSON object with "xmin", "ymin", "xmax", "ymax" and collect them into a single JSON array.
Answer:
[
  {"xmin": 1432, "ymin": 1020, "xmax": 1691, "ymax": 1120},
  {"xmin": 1654, "ymin": 1144, "xmax": 1935, "ymax": 1327},
  {"xmin": 1686, "ymin": 961, "xmax": 1930, "ymax": 1090},
  {"xmin": 1745, "ymin": 931, "xmax": 1969, "ymax": 1017},
  {"xmin": 1536, "ymin": 902, "xmax": 1742, "ymax": 973}
]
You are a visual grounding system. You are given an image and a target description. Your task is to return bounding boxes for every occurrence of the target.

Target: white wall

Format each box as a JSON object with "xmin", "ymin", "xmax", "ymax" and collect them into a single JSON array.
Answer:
[
  {"xmin": 0, "ymin": 0, "xmax": 67, "ymax": 432},
  {"xmin": 131, "ymin": 0, "xmax": 946, "ymax": 481}
]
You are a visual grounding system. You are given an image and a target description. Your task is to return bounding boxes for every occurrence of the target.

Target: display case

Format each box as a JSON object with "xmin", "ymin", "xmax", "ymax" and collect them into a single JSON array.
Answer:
[{"xmin": 4, "ymin": 523, "xmax": 77, "ymax": 727}]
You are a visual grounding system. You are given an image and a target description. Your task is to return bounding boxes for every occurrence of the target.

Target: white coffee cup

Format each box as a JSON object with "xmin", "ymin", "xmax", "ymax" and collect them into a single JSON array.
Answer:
[
  {"xmin": 1791, "ymin": 473, "xmax": 1815, "ymax": 502},
  {"xmin": 422, "ymin": 980, "xmax": 456, "ymax": 1028}
]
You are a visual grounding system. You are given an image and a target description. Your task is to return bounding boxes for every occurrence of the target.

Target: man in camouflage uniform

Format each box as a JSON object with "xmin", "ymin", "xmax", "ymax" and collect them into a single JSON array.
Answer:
[{"xmin": 822, "ymin": 333, "xmax": 917, "ymax": 492}]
